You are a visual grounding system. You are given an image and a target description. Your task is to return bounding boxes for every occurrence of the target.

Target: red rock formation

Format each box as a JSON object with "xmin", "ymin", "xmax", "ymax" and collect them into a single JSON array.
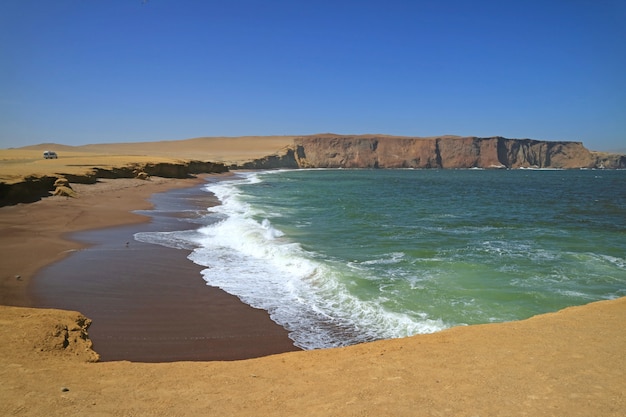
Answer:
[{"xmin": 279, "ymin": 135, "xmax": 624, "ymax": 169}]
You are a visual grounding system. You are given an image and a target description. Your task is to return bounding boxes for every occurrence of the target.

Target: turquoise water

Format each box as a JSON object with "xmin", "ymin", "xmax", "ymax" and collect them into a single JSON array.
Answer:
[{"xmin": 136, "ymin": 169, "xmax": 626, "ymax": 349}]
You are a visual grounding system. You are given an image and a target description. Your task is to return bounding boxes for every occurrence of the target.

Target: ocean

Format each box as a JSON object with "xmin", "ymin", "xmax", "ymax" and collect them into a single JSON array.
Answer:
[{"xmin": 135, "ymin": 169, "xmax": 626, "ymax": 350}]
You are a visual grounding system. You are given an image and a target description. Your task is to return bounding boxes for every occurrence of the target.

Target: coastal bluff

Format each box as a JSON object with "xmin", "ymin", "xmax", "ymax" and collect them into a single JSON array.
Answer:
[
  {"xmin": 0, "ymin": 158, "xmax": 227, "ymax": 206},
  {"xmin": 240, "ymin": 135, "xmax": 626, "ymax": 170}
]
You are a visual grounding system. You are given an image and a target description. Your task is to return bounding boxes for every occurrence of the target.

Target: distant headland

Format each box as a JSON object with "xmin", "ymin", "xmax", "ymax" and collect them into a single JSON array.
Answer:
[
  {"xmin": 240, "ymin": 134, "xmax": 626, "ymax": 170},
  {"xmin": 1, "ymin": 134, "xmax": 624, "ymax": 206}
]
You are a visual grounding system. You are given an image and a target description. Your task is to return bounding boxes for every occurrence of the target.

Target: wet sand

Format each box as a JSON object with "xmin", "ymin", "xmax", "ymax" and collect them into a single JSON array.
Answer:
[
  {"xmin": 30, "ymin": 182, "xmax": 299, "ymax": 361},
  {"xmin": 0, "ymin": 176, "xmax": 200, "ymax": 307}
]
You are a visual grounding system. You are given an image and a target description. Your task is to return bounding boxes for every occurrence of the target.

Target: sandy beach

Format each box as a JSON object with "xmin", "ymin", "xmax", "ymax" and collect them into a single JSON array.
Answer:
[
  {"xmin": 0, "ymin": 176, "xmax": 201, "ymax": 307},
  {"xmin": 29, "ymin": 179, "xmax": 299, "ymax": 362},
  {"xmin": 0, "ymin": 138, "xmax": 624, "ymax": 416}
]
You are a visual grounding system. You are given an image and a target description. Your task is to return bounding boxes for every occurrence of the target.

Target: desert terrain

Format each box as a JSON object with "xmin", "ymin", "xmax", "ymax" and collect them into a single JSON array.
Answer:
[{"xmin": 0, "ymin": 136, "xmax": 624, "ymax": 416}]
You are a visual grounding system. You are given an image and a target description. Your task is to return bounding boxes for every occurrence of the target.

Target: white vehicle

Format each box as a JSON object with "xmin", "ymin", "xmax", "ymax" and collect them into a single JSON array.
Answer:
[{"xmin": 43, "ymin": 151, "xmax": 58, "ymax": 159}]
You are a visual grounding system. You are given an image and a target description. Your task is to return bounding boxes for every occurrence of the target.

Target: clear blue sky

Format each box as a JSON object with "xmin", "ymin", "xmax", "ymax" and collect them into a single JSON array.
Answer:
[{"xmin": 1, "ymin": 0, "xmax": 625, "ymax": 150}]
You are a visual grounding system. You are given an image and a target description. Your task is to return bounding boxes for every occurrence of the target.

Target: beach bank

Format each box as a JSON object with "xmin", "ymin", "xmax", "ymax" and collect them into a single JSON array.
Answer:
[{"xmin": 1, "ymin": 295, "xmax": 624, "ymax": 416}]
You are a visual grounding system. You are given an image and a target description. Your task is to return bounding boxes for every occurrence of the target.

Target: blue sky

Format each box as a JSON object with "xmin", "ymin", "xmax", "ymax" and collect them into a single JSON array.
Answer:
[{"xmin": 1, "ymin": 0, "xmax": 625, "ymax": 150}]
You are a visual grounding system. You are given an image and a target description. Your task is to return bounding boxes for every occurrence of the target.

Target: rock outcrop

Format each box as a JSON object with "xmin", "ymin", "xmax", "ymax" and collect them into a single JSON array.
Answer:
[
  {"xmin": 53, "ymin": 177, "xmax": 71, "ymax": 188},
  {"xmin": 91, "ymin": 161, "xmax": 229, "ymax": 180},
  {"xmin": 52, "ymin": 185, "xmax": 77, "ymax": 198},
  {"xmin": 238, "ymin": 135, "xmax": 625, "ymax": 170},
  {"xmin": 237, "ymin": 146, "xmax": 304, "ymax": 169},
  {"xmin": 0, "ymin": 175, "xmax": 58, "ymax": 205},
  {"xmin": 1, "ymin": 306, "xmax": 101, "ymax": 363},
  {"xmin": 135, "ymin": 171, "xmax": 150, "ymax": 180}
]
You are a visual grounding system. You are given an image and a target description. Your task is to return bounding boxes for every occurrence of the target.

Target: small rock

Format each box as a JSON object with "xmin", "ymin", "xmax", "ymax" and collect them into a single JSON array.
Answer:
[
  {"xmin": 61, "ymin": 387, "xmax": 70, "ymax": 392},
  {"xmin": 54, "ymin": 178, "xmax": 71, "ymax": 188},
  {"xmin": 53, "ymin": 186, "xmax": 77, "ymax": 198},
  {"xmin": 136, "ymin": 171, "xmax": 150, "ymax": 180}
]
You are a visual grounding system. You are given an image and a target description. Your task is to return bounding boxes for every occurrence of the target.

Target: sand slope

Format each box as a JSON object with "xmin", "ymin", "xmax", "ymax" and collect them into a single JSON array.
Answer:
[{"xmin": 1, "ymin": 297, "xmax": 624, "ymax": 417}]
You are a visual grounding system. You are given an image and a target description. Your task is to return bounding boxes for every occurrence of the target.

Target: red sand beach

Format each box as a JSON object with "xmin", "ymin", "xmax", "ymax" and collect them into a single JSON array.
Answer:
[
  {"xmin": 29, "ymin": 179, "xmax": 299, "ymax": 361},
  {"xmin": 0, "ymin": 139, "xmax": 624, "ymax": 416}
]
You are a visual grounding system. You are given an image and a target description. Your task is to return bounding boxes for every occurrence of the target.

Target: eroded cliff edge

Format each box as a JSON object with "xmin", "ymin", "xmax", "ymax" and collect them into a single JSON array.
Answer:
[
  {"xmin": 240, "ymin": 135, "xmax": 626, "ymax": 170},
  {"xmin": 0, "ymin": 160, "xmax": 228, "ymax": 207}
]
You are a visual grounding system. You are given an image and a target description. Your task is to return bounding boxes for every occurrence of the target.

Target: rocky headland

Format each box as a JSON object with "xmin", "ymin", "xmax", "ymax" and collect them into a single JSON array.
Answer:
[{"xmin": 240, "ymin": 134, "xmax": 626, "ymax": 170}]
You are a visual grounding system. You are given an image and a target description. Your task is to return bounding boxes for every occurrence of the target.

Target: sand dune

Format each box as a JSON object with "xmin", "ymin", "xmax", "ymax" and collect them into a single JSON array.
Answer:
[{"xmin": 74, "ymin": 135, "xmax": 298, "ymax": 162}]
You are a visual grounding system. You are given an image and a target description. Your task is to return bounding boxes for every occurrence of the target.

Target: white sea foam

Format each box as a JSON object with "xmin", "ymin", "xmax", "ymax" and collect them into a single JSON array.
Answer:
[
  {"xmin": 134, "ymin": 230, "xmax": 203, "ymax": 251},
  {"xmin": 598, "ymin": 254, "xmax": 626, "ymax": 270},
  {"xmin": 184, "ymin": 172, "xmax": 446, "ymax": 349},
  {"xmin": 131, "ymin": 169, "xmax": 626, "ymax": 348},
  {"xmin": 556, "ymin": 289, "xmax": 593, "ymax": 299},
  {"xmin": 478, "ymin": 240, "xmax": 560, "ymax": 262},
  {"xmin": 360, "ymin": 252, "xmax": 406, "ymax": 266}
]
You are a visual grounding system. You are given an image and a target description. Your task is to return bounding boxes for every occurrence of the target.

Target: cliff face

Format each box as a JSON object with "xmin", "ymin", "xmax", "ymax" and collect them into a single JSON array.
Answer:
[
  {"xmin": 256, "ymin": 135, "xmax": 624, "ymax": 169},
  {"xmin": 237, "ymin": 147, "xmax": 302, "ymax": 169}
]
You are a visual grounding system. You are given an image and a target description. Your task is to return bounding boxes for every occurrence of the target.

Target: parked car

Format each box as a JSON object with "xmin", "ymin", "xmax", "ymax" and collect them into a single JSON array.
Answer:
[{"xmin": 43, "ymin": 151, "xmax": 58, "ymax": 159}]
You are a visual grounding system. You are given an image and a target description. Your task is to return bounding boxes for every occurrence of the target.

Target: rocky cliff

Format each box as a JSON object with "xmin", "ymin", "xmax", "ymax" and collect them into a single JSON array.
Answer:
[{"xmin": 239, "ymin": 135, "xmax": 625, "ymax": 170}]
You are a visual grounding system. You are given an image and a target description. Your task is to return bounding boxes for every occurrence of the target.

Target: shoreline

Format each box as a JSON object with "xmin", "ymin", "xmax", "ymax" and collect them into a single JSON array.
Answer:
[
  {"xmin": 0, "ymin": 170, "xmax": 624, "ymax": 415},
  {"xmin": 1, "ymin": 176, "xmax": 206, "ymax": 307},
  {"xmin": 1, "ymin": 174, "xmax": 299, "ymax": 361}
]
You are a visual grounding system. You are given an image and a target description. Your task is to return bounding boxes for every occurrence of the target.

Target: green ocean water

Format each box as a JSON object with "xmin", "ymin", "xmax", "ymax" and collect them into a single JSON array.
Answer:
[{"xmin": 137, "ymin": 169, "xmax": 626, "ymax": 349}]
